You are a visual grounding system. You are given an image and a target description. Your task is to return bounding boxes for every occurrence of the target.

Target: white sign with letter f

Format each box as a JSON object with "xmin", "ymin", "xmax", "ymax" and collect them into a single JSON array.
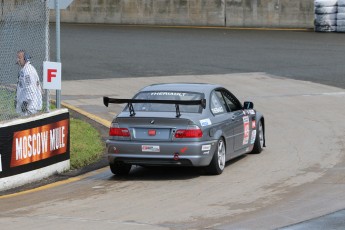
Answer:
[{"xmin": 43, "ymin": 61, "xmax": 62, "ymax": 90}]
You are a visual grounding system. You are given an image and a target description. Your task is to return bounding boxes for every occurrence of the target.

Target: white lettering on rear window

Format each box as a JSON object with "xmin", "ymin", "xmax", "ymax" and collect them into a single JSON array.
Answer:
[{"xmin": 150, "ymin": 92, "xmax": 186, "ymax": 97}]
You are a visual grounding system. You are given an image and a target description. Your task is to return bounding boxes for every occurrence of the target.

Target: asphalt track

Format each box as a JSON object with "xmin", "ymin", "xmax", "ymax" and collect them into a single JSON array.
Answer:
[
  {"xmin": 1, "ymin": 25, "xmax": 345, "ymax": 229},
  {"xmin": 51, "ymin": 24, "xmax": 345, "ymax": 89}
]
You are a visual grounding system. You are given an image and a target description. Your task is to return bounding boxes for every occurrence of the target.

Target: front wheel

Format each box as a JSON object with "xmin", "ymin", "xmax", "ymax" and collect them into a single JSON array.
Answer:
[
  {"xmin": 207, "ymin": 138, "xmax": 226, "ymax": 175},
  {"xmin": 251, "ymin": 120, "xmax": 264, "ymax": 154},
  {"xmin": 109, "ymin": 162, "xmax": 132, "ymax": 175}
]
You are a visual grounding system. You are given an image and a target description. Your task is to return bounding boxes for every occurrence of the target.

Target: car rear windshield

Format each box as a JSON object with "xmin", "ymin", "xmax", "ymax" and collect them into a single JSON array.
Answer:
[{"xmin": 126, "ymin": 91, "xmax": 204, "ymax": 113}]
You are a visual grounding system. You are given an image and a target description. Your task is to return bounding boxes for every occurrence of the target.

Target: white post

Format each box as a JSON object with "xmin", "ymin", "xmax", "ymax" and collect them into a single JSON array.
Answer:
[
  {"xmin": 55, "ymin": 0, "xmax": 61, "ymax": 109},
  {"xmin": 45, "ymin": 0, "xmax": 50, "ymax": 112}
]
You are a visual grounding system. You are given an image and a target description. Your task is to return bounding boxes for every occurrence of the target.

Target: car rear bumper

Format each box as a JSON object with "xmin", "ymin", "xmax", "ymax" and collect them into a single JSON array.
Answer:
[{"xmin": 106, "ymin": 139, "xmax": 218, "ymax": 167}]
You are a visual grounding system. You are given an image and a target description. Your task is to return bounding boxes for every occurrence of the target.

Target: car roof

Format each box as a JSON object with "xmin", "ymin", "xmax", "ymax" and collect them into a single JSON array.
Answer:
[{"xmin": 139, "ymin": 83, "xmax": 221, "ymax": 94}]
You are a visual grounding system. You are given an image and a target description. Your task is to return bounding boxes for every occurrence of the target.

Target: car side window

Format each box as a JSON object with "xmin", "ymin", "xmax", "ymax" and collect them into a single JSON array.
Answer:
[
  {"xmin": 221, "ymin": 90, "xmax": 242, "ymax": 111},
  {"xmin": 221, "ymin": 92, "xmax": 237, "ymax": 111},
  {"xmin": 210, "ymin": 91, "xmax": 226, "ymax": 115}
]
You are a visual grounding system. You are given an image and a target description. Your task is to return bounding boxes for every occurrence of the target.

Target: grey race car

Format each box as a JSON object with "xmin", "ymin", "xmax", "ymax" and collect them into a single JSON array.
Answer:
[{"xmin": 103, "ymin": 83, "xmax": 265, "ymax": 175}]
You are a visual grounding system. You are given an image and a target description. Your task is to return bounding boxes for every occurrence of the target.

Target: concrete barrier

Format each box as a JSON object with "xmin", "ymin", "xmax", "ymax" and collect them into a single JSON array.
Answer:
[
  {"xmin": 50, "ymin": 0, "xmax": 314, "ymax": 28},
  {"xmin": 226, "ymin": 0, "xmax": 314, "ymax": 28},
  {"xmin": 0, "ymin": 109, "xmax": 70, "ymax": 192}
]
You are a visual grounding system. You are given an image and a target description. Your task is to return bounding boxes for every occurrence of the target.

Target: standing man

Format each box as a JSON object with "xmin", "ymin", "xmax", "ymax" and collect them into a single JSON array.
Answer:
[{"xmin": 15, "ymin": 50, "xmax": 42, "ymax": 116}]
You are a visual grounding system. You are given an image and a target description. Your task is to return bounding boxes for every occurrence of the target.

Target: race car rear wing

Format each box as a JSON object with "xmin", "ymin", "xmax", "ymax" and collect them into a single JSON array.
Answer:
[{"xmin": 103, "ymin": 96, "xmax": 206, "ymax": 118}]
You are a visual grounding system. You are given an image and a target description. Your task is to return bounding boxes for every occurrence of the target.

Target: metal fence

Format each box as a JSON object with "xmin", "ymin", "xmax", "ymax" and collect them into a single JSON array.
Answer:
[{"xmin": 0, "ymin": 0, "xmax": 50, "ymax": 122}]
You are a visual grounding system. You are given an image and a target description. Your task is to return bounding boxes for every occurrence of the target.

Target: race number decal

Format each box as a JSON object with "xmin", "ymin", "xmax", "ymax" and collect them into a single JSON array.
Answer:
[{"xmin": 243, "ymin": 116, "xmax": 250, "ymax": 145}]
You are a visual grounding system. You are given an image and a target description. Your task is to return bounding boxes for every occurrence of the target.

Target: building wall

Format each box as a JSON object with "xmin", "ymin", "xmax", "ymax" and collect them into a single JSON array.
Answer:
[
  {"xmin": 51, "ymin": 0, "xmax": 314, "ymax": 28},
  {"xmin": 225, "ymin": 0, "xmax": 314, "ymax": 28},
  {"xmin": 56, "ymin": 0, "xmax": 226, "ymax": 26}
]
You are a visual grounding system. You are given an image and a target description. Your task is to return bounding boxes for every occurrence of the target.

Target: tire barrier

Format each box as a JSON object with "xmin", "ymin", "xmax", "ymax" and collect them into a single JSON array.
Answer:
[
  {"xmin": 314, "ymin": 0, "xmax": 337, "ymax": 32},
  {"xmin": 338, "ymin": 2, "xmax": 345, "ymax": 31},
  {"xmin": 338, "ymin": 1, "xmax": 345, "ymax": 31},
  {"xmin": 314, "ymin": 0, "xmax": 345, "ymax": 32},
  {"xmin": 337, "ymin": 20, "xmax": 345, "ymax": 31}
]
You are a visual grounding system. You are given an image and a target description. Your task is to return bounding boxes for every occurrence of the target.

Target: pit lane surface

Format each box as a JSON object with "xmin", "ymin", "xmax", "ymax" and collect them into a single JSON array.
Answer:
[
  {"xmin": 1, "ymin": 26, "xmax": 345, "ymax": 229},
  {"xmin": 1, "ymin": 73, "xmax": 345, "ymax": 229}
]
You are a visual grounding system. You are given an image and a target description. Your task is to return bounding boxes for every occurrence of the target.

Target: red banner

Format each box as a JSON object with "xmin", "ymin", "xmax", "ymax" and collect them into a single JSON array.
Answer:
[{"xmin": 10, "ymin": 119, "xmax": 69, "ymax": 168}]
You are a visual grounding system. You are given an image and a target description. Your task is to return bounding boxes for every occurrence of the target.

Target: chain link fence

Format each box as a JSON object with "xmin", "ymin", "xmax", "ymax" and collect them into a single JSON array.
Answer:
[{"xmin": 0, "ymin": 0, "xmax": 50, "ymax": 122}]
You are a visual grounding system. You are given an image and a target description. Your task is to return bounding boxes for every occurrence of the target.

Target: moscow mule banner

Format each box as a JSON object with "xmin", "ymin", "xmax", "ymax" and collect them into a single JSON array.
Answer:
[{"xmin": 0, "ymin": 112, "xmax": 70, "ymax": 178}]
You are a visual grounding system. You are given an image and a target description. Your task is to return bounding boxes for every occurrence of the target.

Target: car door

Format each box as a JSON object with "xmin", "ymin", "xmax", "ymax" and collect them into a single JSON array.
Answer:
[
  {"xmin": 210, "ymin": 90, "xmax": 235, "ymax": 156},
  {"xmin": 217, "ymin": 89, "xmax": 247, "ymax": 153}
]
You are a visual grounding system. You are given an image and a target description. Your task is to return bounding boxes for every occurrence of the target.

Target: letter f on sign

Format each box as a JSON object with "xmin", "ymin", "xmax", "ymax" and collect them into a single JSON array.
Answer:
[
  {"xmin": 48, "ymin": 69, "xmax": 57, "ymax": 82},
  {"xmin": 43, "ymin": 61, "xmax": 61, "ymax": 90}
]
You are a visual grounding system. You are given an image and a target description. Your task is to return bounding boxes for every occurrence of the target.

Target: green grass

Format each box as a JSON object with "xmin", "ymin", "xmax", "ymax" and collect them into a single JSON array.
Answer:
[{"xmin": 70, "ymin": 117, "xmax": 104, "ymax": 169}]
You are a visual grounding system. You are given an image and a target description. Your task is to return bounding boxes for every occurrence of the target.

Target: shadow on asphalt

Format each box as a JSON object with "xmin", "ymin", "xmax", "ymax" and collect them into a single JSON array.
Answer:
[{"xmin": 108, "ymin": 155, "xmax": 247, "ymax": 181}]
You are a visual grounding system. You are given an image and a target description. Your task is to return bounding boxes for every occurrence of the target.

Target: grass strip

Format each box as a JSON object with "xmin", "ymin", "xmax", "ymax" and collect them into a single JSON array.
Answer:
[{"xmin": 70, "ymin": 117, "xmax": 104, "ymax": 169}]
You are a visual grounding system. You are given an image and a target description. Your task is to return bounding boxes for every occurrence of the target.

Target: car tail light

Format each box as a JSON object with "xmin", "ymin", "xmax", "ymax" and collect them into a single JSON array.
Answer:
[
  {"xmin": 109, "ymin": 123, "xmax": 130, "ymax": 137},
  {"xmin": 175, "ymin": 125, "xmax": 203, "ymax": 138}
]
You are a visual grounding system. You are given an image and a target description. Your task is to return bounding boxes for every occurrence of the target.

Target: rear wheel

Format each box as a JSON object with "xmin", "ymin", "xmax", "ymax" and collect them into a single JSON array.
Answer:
[
  {"xmin": 251, "ymin": 120, "xmax": 264, "ymax": 154},
  {"xmin": 207, "ymin": 138, "xmax": 226, "ymax": 175},
  {"xmin": 109, "ymin": 162, "xmax": 132, "ymax": 175}
]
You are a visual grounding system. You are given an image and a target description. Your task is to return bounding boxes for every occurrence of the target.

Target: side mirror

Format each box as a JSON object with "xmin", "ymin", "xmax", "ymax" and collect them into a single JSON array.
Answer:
[{"xmin": 243, "ymin": 101, "xmax": 254, "ymax": 109}]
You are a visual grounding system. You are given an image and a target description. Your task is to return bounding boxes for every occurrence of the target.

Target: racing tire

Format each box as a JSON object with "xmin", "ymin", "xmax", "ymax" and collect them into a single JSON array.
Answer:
[
  {"xmin": 109, "ymin": 162, "xmax": 132, "ymax": 175},
  {"xmin": 314, "ymin": 19, "xmax": 337, "ymax": 26},
  {"xmin": 337, "ymin": 20, "xmax": 345, "ymax": 26},
  {"xmin": 207, "ymin": 138, "xmax": 226, "ymax": 175},
  {"xmin": 314, "ymin": 0, "xmax": 338, "ymax": 7},
  {"xmin": 250, "ymin": 119, "xmax": 264, "ymax": 154},
  {"xmin": 315, "ymin": 6, "xmax": 337, "ymax": 14},
  {"xmin": 315, "ymin": 25, "xmax": 337, "ymax": 32},
  {"xmin": 315, "ymin": 13, "xmax": 337, "ymax": 22},
  {"xmin": 338, "ymin": 7, "xmax": 345, "ymax": 13},
  {"xmin": 337, "ymin": 13, "xmax": 345, "ymax": 20},
  {"xmin": 337, "ymin": 25, "xmax": 345, "ymax": 32}
]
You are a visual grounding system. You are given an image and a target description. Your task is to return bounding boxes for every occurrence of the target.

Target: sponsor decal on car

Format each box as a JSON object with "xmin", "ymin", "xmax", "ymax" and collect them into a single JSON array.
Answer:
[
  {"xmin": 202, "ymin": 144, "xmax": 211, "ymax": 151},
  {"xmin": 252, "ymin": 120, "xmax": 256, "ymax": 129},
  {"xmin": 200, "ymin": 118, "xmax": 212, "ymax": 127},
  {"xmin": 250, "ymin": 130, "xmax": 256, "ymax": 144},
  {"xmin": 180, "ymin": 147, "xmax": 188, "ymax": 153},
  {"xmin": 150, "ymin": 92, "xmax": 187, "ymax": 97},
  {"xmin": 211, "ymin": 107, "xmax": 224, "ymax": 114},
  {"xmin": 142, "ymin": 145, "xmax": 160, "ymax": 152},
  {"xmin": 243, "ymin": 116, "xmax": 250, "ymax": 145}
]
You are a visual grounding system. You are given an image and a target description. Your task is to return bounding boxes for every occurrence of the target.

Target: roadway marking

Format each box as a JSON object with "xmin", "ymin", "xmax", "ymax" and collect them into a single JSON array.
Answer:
[
  {"xmin": 0, "ymin": 177, "xmax": 81, "ymax": 199},
  {"xmin": 50, "ymin": 100, "xmax": 111, "ymax": 128},
  {"xmin": 303, "ymin": 92, "xmax": 345, "ymax": 97},
  {"xmin": 0, "ymin": 167, "xmax": 109, "ymax": 199},
  {"xmin": 67, "ymin": 23, "xmax": 312, "ymax": 32},
  {"xmin": 61, "ymin": 101, "xmax": 111, "ymax": 127}
]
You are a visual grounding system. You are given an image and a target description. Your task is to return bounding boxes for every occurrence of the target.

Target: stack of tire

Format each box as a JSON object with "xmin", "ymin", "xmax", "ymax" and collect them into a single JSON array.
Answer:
[
  {"xmin": 314, "ymin": 0, "xmax": 338, "ymax": 32},
  {"xmin": 338, "ymin": 0, "xmax": 345, "ymax": 32}
]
